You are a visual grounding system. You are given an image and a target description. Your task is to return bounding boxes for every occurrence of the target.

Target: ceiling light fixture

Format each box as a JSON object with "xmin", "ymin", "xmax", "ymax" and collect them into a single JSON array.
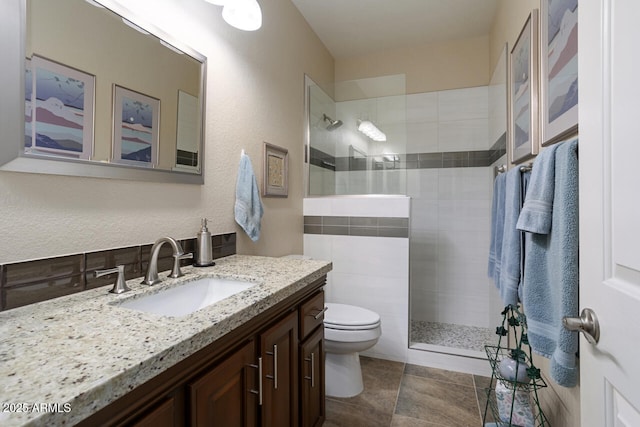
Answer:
[
  {"xmin": 222, "ymin": 0, "xmax": 262, "ymax": 31},
  {"xmin": 205, "ymin": 0, "xmax": 262, "ymax": 31},
  {"xmin": 357, "ymin": 120, "xmax": 386, "ymax": 142}
]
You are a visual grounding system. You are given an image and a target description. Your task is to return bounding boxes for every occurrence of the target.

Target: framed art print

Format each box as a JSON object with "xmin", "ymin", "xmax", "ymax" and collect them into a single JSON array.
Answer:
[
  {"xmin": 112, "ymin": 85, "xmax": 159, "ymax": 168},
  {"xmin": 540, "ymin": 0, "xmax": 578, "ymax": 146},
  {"xmin": 27, "ymin": 55, "xmax": 95, "ymax": 160},
  {"xmin": 263, "ymin": 142, "xmax": 288, "ymax": 197},
  {"xmin": 509, "ymin": 10, "xmax": 539, "ymax": 164}
]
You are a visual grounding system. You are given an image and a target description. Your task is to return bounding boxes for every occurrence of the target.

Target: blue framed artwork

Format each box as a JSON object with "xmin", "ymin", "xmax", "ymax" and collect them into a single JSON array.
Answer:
[
  {"xmin": 509, "ymin": 10, "xmax": 539, "ymax": 164},
  {"xmin": 540, "ymin": 0, "xmax": 578, "ymax": 146},
  {"xmin": 27, "ymin": 55, "xmax": 95, "ymax": 159},
  {"xmin": 112, "ymin": 85, "xmax": 159, "ymax": 168}
]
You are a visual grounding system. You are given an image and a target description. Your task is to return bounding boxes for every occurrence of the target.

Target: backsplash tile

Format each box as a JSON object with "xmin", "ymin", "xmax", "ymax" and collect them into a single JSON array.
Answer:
[
  {"xmin": 0, "ymin": 233, "xmax": 236, "ymax": 311},
  {"xmin": 4, "ymin": 254, "xmax": 84, "ymax": 288},
  {"xmin": 4, "ymin": 275, "xmax": 84, "ymax": 310}
]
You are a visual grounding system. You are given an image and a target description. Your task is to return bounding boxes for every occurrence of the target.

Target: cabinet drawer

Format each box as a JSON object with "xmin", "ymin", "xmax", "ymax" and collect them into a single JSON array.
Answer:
[{"xmin": 300, "ymin": 290, "xmax": 325, "ymax": 339}]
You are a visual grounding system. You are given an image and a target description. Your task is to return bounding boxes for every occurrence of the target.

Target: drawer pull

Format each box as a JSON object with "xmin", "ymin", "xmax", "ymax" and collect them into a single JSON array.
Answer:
[
  {"xmin": 248, "ymin": 358, "xmax": 263, "ymax": 405},
  {"xmin": 311, "ymin": 307, "xmax": 328, "ymax": 320},
  {"xmin": 304, "ymin": 352, "xmax": 316, "ymax": 388},
  {"xmin": 266, "ymin": 345, "xmax": 278, "ymax": 390}
]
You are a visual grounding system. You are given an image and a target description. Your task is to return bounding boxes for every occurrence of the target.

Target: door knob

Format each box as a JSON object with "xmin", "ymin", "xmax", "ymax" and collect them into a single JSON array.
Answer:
[{"xmin": 562, "ymin": 308, "xmax": 600, "ymax": 344}]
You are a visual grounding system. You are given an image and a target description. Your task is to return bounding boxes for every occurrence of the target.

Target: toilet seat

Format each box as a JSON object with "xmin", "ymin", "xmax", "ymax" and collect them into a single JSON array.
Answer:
[{"xmin": 324, "ymin": 303, "xmax": 381, "ymax": 330}]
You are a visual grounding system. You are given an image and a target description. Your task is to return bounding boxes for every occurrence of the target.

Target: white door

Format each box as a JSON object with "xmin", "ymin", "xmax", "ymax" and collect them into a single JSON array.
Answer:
[{"xmin": 580, "ymin": 0, "xmax": 640, "ymax": 425}]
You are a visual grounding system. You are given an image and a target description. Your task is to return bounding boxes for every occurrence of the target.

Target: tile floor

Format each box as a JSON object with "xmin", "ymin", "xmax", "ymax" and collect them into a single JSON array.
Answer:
[{"xmin": 324, "ymin": 356, "xmax": 493, "ymax": 427}]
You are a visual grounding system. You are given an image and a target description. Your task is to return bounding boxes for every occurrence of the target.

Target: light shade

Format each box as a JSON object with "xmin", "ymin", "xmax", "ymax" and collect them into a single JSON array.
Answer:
[
  {"xmin": 222, "ymin": 0, "xmax": 262, "ymax": 31},
  {"xmin": 357, "ymin": 120, "xmax": 387, "ymax": 142},
  {"xmin": 204, "ymin": 0, "xmax": 227, "ymax": 5}
]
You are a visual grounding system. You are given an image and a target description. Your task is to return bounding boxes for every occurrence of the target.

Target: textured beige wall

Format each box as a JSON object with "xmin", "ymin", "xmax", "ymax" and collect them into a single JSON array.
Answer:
[
  {"xmin": 0, "ymin": 0, "xmax": 334, "ymax": 262},
  {"xmin": 489, "ymin": 0, "xmax": 540, "ymax": 73},
  {"xmin": 335, "ymin": 35, "xmax": 490, "ymax": 94}
]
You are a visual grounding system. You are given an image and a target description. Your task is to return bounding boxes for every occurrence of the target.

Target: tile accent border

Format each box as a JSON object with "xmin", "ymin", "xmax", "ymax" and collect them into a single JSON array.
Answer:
[
  {"xmin": 0, "ymin": 233, "xmax": 236, "ymax": 311},
  {"xmin": 310, "ymin": 140, "xmax": 507, "ymax": 173},
  {"xmin": 304, "ymin": 216, "xmax": 409, "ymax": 238}
]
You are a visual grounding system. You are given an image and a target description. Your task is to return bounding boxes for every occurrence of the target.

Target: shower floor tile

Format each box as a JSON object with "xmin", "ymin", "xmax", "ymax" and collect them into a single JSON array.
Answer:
[{"xmin": 410, "ymin": 320, "xmax": 495, "ymax": 352}]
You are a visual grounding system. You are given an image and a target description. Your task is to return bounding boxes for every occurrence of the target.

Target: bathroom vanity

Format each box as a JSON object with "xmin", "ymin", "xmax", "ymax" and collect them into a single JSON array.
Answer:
[{"xmin": 0, "ymin": 255, "xmax": 331, "ymax": 427}]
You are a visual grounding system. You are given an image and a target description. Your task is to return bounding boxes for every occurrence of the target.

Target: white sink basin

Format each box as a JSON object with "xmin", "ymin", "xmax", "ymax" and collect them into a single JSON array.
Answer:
[{"xmin": 119, "ymin": 277, "xmax": 258, "ymax": 317}]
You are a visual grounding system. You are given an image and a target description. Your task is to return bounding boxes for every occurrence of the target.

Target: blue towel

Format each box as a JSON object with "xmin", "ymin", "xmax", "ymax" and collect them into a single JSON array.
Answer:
[
  {"xmin": 488, "ymin": 172, "xmax": 507, "ymax": 288},
  {"xmin": 497, "ymin": 167, "xmax": 528, "ymax": 306},
  {"xmin": 518, "ymin": 139, "xmax": 579, "ymax": 387},
  {"xmin": 234, "ymin": 153, "xmax": 264, "ymax": 242},
  {"xmin": 516, "ymin": 143, "xmax": 561, "ymax": 234}
]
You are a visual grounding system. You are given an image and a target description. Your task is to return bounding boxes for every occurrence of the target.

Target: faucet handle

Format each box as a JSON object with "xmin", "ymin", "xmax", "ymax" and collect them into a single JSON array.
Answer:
[
  {"xmin": 95, "ymin": 265, "xmax": 131, "ymax": 294},
  {"xmin": 169, "ymin": 252, "xmax": 193, "ymax": 278}
]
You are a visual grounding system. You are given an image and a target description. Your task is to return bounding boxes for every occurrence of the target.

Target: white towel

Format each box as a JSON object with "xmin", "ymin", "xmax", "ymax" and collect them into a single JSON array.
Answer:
[{"xmin": 234, "ymin": 153, "xmax": 264, "ymax": 242}]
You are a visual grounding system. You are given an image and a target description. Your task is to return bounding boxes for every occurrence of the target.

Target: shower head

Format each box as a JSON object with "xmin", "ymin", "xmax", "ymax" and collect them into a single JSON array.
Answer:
[{"xmin": 323, "ymin": 114, "xmax": 343, "ymax": 131}]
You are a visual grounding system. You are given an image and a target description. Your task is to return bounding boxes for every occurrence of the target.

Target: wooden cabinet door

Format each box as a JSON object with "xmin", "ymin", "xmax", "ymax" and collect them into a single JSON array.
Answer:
[
  {"xmin": 131, "ymin": 397, "xmax": 176, "ymax": 427},
  {"xmin": 300, "ymin": 326, "xmax": 325, "ymax": 427},
  {"xmin": 189, "ymin": 340, "xmax": 258, "ymax": 427},
  {"xmin": 260, "ymin": 310, "xmax": 299, "ymax": 427}
]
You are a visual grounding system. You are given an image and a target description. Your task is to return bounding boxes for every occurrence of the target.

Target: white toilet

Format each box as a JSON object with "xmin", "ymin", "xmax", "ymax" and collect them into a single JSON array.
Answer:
[{"xmin": 324, "ymin": 302, "xmax": 382, "ymax": 398}]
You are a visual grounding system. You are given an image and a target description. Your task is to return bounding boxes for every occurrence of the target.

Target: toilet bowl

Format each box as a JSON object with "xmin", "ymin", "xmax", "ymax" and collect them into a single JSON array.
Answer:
[{"xmin": 324, "ymin": 302, "xmax": 381, "ymax": 398}]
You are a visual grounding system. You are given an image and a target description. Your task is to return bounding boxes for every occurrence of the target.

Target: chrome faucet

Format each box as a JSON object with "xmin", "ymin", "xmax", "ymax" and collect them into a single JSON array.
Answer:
[{"xmin": 142, "ymin": 237, "xmax": 192, "ymax": 285}]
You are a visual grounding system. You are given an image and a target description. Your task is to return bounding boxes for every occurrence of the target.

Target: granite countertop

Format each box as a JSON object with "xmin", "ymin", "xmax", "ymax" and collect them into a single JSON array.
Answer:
[{"xmin": 0, "ymin": 255, "xmax": 332, "ymax": 426}]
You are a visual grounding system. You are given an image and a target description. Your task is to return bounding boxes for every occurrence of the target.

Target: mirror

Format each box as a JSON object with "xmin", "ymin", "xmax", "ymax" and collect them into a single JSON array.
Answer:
[{"xmin": 1, "ymin": 0, "xmax": 206, "ymax": 184}]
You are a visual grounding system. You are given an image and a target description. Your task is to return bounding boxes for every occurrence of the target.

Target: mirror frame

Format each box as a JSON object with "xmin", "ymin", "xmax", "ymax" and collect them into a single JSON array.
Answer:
[{"xmin": 0, "ymin": 0, "xmax": 207, "ymax": 184}]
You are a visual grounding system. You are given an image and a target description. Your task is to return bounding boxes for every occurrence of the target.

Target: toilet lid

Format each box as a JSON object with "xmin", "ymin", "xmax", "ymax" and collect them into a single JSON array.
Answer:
[{"xmin": 324, "ymin": 303, "xmax": 380, "ymax": 329}]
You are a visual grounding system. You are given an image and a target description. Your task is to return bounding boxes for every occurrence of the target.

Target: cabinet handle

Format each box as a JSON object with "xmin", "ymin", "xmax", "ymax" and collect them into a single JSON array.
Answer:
[
  {"xmin": 249, "ymin": 357, "xmax": 263, "ymax": 406},
  {"xmin": 304, "ymin": 352, "xmax": 315, "ymax": 388},
  {"xmin": 266, "ymin": 345, "xmax": 278, "ymax": 390},
  {"xmin": 310, "ymin": 307, "xmax": 328, "ymax": 320}
]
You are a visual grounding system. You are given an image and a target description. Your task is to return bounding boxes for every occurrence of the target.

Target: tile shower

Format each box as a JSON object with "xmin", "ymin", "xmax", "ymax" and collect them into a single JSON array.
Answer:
[
  {"xmin": 305, "ymin": 75, "xmax": 504, "ymax": 368},
  {"xmin": 406, "ymin": 87, "xmax": 502, "ymax": 357}
]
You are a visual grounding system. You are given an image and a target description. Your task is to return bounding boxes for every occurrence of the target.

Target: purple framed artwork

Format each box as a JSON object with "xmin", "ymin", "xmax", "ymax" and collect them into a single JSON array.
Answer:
[
  {"xmin": 509, "ymin": 10, "xmax": 539, "ymax": 164},
  {"xmin": 540, "ymin": 0, "xmax": 578, "ymax": 146},
  {"xmin": 112, "ymin": 85, "xmax": 159, "ymax": 168},
  {"xmin": 27, "ymin": 55, "xmax": 95, "ymax": 159}
]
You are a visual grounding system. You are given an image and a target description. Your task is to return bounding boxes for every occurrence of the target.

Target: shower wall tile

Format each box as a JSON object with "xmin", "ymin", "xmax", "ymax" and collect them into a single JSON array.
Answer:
[
  {"xmin": 410, "ymin": 290, "xmax": 440, "ymax": 323},
  {"xmin": 377, "ymin": 95, "xmax": 407, "ymax": 125},
  {"xmin": 436, "ymin": 293, "xmax": 490, "ymax": 328},
  {"xmin": 437, "ymin": 200, "xmax": 492, "ymax": 232},
  {"xmin": 303, "ymin": 197, "xmax": 333, "ymax": 216},
  {"xmin": 311, "ymin": 195, "xmax": 411, "ymax": 218},
  {"xmin": 331, "ymin": 272, "xmax": 407, "ymax": 313},
  {"xmin": 406, "ymin": 169, "xmax": 439, "ymax": 200},
  {"xmin": 410, "ymin": 200, "xmax": 438, "ymax": 232},
  {"xmin": 406, "ymin": 92, "xmax": 438, "ymax": 123},
  {"xmin": 409, "ymin": 230, "xmax": 439, "ymax": 262},
  {"xmin": 438, "ymin": 118, "xmax": 489, "ymax": 152},
  {"xmin": 331, "ymin": 236, "xmax": 408, "ymax": 279},
  {"xmin": 438, "ymin": 168, "xmax": 493, "ymax": 201},
  {"xmin": 438, "ymin": 86, "xmax": 488, "ymax": 122},
  {"xmin": 406, "ymin": 122, "xmax": 438, "ymax": 154}
]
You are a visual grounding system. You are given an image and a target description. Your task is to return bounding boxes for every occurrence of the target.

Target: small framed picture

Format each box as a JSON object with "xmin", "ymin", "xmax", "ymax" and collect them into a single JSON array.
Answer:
[
  {"xmin": 263, "ymin": 142, "xmax": 288, "ymax": 197},
  {"xmin": 112, "ymin": 85, "xmax": 159, "ymax": 168},
  {"xmin": 509, "ymin": 9, "xmax": 539, "ymax": 164},
  {"xmin": 27, "ymin": 55, "xmax": 95, "ymax": 159},
  {"xmin": 540, "ymin": 0, "xmax": 578, "ymax": 146}
]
